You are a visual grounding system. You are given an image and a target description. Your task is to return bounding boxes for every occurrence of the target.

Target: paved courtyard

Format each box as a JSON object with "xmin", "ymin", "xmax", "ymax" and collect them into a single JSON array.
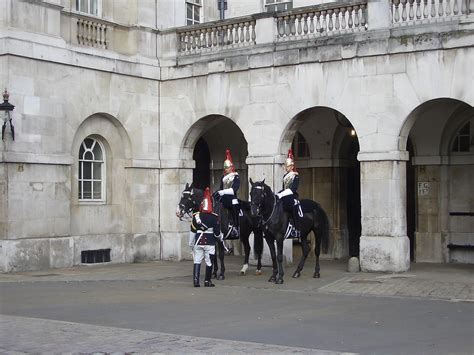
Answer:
[{"xmin": 0, "ymin": 257, "xmax": 473, "ymax": 354}]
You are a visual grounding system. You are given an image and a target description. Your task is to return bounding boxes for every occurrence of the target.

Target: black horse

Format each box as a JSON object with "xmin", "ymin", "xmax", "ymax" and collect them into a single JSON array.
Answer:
[
  {"xmin": 249, "ymin": 178, "xmax": 329, "ymax": 284},
  {"xmin": 176, "ymin": 183, "xmax": 264, "ymax": 279}
]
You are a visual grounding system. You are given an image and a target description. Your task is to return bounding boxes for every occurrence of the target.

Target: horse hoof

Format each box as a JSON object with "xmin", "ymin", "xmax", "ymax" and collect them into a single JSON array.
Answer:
[
  {"xmin": 268, "ymin": 276, "xmax": 276, "ymax": 282},
  {"xmin": 275, "ymin": 279, "xmax": 284, "ymax": 284},
  {"xmin": 292, "ymin": 271, "xmax": 301, "ymax": 278},
  {"xmin": 240, "ymin": 270, "xmax": 246, "ymax": 276},
  {"xmin": 255, "ymin": 269, "xmax": 262, "ymax": 276},
  {"xmin": 218, "ymin": 274, "xmax": 225, "ymax": 280},
  {"xmin": 313, "ymin": 272, "xmax": 320, "ymax": 278},
  {"xmin": 212, "ymin": 274, "xmax": 218, "ymax": 279}
]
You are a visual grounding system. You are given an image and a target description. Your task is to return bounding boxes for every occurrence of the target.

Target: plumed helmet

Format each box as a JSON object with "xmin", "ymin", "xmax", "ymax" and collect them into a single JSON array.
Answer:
[
  {"xmin": 285, "ymin": 148, "xmax": 296, "ymax": 170},
  {"xmin": 223, "ymin": 149, "xmax": 235, "ymax": 173},
  {"xmin": 200, "ymin": 187, "xmax": 213, "ymax": 213}
]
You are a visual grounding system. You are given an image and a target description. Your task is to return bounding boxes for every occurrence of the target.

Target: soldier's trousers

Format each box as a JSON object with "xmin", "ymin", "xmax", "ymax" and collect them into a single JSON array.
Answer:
[{"xmin": 193, "ymin": 245, "xmax": 216, "ymax": 267}]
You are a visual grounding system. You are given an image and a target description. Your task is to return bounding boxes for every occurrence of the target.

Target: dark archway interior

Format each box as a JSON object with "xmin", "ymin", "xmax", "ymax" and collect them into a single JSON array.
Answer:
[
  {"xmin": 346, "ymin": 138, "xmax": 361, "ymax": 257},
  {"xmin": 193, "ymin": 137, "xmax": 211, "ymax": 190},
  {"xmin": 406, "ymin": 138, "xmax": 416, "ymax": 262}
]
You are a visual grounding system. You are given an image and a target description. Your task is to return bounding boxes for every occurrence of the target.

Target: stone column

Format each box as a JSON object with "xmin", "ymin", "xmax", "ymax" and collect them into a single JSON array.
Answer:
[
  {"xmin": 358, "ymin": 151, "xmax": 410, "ymax": 272},
  {"xmin": 246, "ymin": 155, "xmax": 293, "ymax": 265},
  {"xmin": 159, "ymin": 159, "xmax": 194, "ymax": 261}
]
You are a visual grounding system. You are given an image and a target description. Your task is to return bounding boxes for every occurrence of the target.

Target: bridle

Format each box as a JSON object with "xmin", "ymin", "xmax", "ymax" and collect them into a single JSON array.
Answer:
[
  {"xmin": 177, "ymin": 189, "xmax": 198, "ymax": 221},
  {"xmin": 251, "ymin": 183, "xmax": 276, "ymax": 226}
]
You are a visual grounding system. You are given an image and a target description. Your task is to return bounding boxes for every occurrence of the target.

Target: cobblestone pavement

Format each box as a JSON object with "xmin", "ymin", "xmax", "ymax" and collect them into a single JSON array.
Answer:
[{"xmin": 0, "ymin": 315, "xmax": 354, "ymax": 354}]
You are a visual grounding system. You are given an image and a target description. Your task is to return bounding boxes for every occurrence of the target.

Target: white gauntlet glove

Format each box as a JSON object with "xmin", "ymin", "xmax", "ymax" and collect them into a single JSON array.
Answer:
[{"xmin": 188, "ymin": 231, "xmax": 195, "ymax": 251}]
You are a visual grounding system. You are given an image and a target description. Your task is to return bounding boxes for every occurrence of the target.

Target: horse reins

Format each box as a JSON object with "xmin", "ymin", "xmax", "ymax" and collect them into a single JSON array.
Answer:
[{"xmin": 255, "ymin": 184, "xmax": 276, "ymax": 226}]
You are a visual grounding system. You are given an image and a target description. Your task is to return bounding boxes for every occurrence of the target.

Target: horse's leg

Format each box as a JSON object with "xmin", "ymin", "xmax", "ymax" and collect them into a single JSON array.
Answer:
[
  {"xmin": 275, "ymin": 239, "xmax": 285, "ymax": 284},
  {"xmin": 212, "ymin": 251, "xmax": 218, "ymax": 279},
  {"xmin": 314, "ymin": 233, "xmax": 322, "ymax": 278},
  {"xmin": 240, "ymin": 235, "xmax": 250, "ymax": 276},
  {"xmin": 256, "ymin": 252, "xmax": 263, "ymax": 276},
  {"xmin": 218, "ymin": 241, "xmax": 226, "ymax": 280},
  {"xmin": 265, "ymin": 237, "xmax": 278, "ymax": 282},
  {"xmin": 293, "ymin": 235, "xmax": 309, "ymax": 278}
]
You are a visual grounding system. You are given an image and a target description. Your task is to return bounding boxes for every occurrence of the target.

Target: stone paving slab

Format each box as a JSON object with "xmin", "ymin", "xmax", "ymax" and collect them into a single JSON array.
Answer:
[
  {"xmin": 318, "ymin": 274, "xmax": 474, "ymax": 302},
  {"xmin": 0, "ymin": 315, "xmax": 356, "ymax": 354}
]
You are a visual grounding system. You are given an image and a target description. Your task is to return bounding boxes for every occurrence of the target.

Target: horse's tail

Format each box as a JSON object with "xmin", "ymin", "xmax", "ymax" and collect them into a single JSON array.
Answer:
[
  {"xmin": 303, "ymin": 199, "xmax": 330, "ymax": 254},
  {"xmin": 253, "ymin": 229, "xmax": 264, "ymax": 259}
]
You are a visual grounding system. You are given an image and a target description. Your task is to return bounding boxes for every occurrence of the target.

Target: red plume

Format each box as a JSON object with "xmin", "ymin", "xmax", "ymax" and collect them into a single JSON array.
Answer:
[{"xmin": 200, "ymin": 187, "xmax": 213, "ymax": 213}]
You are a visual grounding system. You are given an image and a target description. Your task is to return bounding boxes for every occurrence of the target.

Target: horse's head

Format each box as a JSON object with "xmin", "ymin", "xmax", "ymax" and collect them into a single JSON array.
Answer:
[
  {"xmin": 176, "ymin": 183, "xmax": 201, "ymax": 220},
  {"xmin": 249, "ymin": 178, "xmax": 266, "ymax": 219}
]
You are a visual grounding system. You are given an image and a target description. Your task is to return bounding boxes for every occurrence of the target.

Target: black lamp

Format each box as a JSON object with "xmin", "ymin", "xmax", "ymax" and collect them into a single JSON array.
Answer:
[{"xmin": 1, "ymin": 89, "xmax": 15, "ymax": 141}]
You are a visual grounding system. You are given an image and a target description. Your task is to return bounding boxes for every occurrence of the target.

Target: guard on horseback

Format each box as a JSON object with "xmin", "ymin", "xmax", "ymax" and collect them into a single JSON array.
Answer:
[
  {"xmin": 276, "ymin": 148, "xmax": 303, "ymax": 239},
  {"xmin": 189, "ymin": 187, "xmax": 223, "ymax": 287},
  {"xmin": 213, "ymin": 149, "xmax": 240, "ymax": 239}
]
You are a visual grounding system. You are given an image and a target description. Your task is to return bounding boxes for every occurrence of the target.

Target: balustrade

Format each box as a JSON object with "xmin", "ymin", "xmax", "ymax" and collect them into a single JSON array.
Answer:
[
  {"xmin": 77, "ymin": 17, "xmax": 108, "ymax": 49},
  {"xmin": 391, "ymin": 0, "xmax": 471, "ymax": 25},
  {"xmin": 276, "ymin": 2, "xmax": 368, "ymax": 41},
  {"xmin": 178, "ymin": 19, "xmax": 256, "ymax": 55}
]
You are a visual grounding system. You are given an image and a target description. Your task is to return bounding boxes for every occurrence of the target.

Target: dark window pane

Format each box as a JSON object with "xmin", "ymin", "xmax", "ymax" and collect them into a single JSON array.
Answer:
[
  {"xmin": 452, "ymin": 137, "xmax": 459, "ymax": 152},
  {"xmin": 83, "ymin": 181, "xmax": 92, "ymax": 199},
  {"xmin": 83, "ymin": 162, "xmax": 92, "ymax": 179},
  {"xmin": 79, "ymin": 162, "xmax": 83, "ymax": 179},
  {"xmin": 194, "ymin": 8, "xmax": 200, "ymax": 21},
  {"xmin": 93, "ymin": 181, "xmax": 102, "ymax": 199},
  {"xmin": 93, "ymin": 163, "xmax": 102, "ymax": 179},
  {"xmin": 84, "ymin": 138, "xmax": 93, "ymax": 149},
  {"xmin": 84, "ymin": 151, "xmax": 93, "ymax": 161},
  {"xmin": 187, "ymin": 4, "xmax": 193, "ymax": 19},
  {"xmin": 92, "ymin": 143, "xmax": 102, "ymax": 160},
  {"xmin": 459, "ymin": 136, "xmax": 469, "ymax": 152},
  {"xmin": 78, "ymin": 181, "xmax": 82, "ymax": 199}
]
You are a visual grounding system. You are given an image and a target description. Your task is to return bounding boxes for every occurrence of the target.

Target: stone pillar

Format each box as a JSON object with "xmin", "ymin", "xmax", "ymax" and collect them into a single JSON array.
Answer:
[
  {"xmin": 159, "ymin": 160, "xmax": 194, "ymax": 261},
  {"xmin": 358, "ymin": 152, "xmax": 410, "ymax": 272},
  {"xmin": 246, "ymin": 155, "xmax": 293, "ymax": 265}
]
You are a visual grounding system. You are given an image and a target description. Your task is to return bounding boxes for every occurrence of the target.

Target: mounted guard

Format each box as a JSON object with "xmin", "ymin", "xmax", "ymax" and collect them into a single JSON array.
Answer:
[
  {"xmin": 276, "ymin": 148, "xmax": 303, "ymax": 239},
  {"xmin": 189, "ymin": 187, "xmax": 223, "ymax": 287},
  {"xmin": 213, "ymin": 149, "xmax": 240, "ymax": 239}
]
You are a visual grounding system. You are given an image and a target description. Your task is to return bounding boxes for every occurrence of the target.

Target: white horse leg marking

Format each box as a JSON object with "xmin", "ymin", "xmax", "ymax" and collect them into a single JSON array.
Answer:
[{"xmin": 240, "ymin": 263, "xmax": 248, "ymax": 275}]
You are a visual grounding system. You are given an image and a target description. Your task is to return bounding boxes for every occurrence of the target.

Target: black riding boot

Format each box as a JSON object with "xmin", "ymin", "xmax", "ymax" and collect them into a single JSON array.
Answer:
[
  {"xmin": 292, "ymin": 203, "xmax": 301, "ymax": 239},
  {"xmin": 193, "ymin": 264, "xmax": 201, "ymax": 287},
  {"xmin": 232, "ymin": 204, "xmax": 240, "ymax": 237},
  {"xmin": 204, "ymin": 265, "xmax": 215, "ymax": 287}
]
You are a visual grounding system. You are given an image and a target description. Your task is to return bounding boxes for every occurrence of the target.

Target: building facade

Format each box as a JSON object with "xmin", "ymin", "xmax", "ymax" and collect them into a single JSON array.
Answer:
[{"xmin": 0, "ymin": 0, "xmax": 473, "ymax": 272}]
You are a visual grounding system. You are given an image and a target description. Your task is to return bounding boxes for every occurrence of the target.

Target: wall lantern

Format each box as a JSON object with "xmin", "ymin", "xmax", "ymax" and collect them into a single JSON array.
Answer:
[
  {"xmin": 335, "ymin": 111, "xmax": 356, "ymax": 138},
  {"xmin": 1, "ymin": 89, "xmax": 15, "ymax": 141}
]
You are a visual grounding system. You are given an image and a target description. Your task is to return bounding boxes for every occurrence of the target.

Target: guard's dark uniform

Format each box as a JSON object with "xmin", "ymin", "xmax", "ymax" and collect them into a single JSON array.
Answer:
[{"xmin": 189, "ymin": 204, "xmax": 222, "ymax": 287}]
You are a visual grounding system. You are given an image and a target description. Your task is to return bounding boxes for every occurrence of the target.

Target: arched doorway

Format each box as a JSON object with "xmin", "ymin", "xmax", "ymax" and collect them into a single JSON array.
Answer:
[
  {"xmin": 401, "ymin": 98, "xmax": 474, "ymax": 263},
  {"xmin": 282, "ymin": 107, "xmax": 361, "ymax": 260}
]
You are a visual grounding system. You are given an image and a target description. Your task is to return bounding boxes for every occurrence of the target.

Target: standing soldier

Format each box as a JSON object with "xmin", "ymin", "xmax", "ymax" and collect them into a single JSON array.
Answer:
[
  {"xmin": 276, "ymin": 148, "xmax": 303, "ymax": 238},
  {"xmin": 189, "ymin": 187, "xmax": 223, "ymax": 287},
  {"xmin": 213, "ymin": 149, "xmax": 240, "ymax": 239}
]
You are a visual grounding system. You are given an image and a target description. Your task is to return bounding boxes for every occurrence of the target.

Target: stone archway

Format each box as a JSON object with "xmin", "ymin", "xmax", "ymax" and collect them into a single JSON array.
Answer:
[
  {"xmin": 400, "ymin": 98, "xmax": 474, "ymax": 263},
  {"xmin": 279, "ymin": 106, "xmax": 360, "ymax": 260}
]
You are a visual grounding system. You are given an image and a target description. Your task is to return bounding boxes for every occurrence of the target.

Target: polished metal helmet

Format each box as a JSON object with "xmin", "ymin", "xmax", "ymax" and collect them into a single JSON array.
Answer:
[{"xmin": 223, "ymin": 149, "xmax": 234, "ymax": 173}]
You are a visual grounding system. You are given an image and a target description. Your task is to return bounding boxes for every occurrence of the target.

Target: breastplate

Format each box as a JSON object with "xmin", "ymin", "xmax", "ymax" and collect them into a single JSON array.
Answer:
[
  {"xmin": 283, "ymin": 171, "xmax": 297, "ymax": 190},
  {"xmin": 222, "ymin": 172, "xmax": 237, "ymax": 189}
]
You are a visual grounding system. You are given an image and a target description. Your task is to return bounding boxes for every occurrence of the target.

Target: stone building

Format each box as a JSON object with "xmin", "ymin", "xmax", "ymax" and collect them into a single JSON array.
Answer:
[{"xmin": 0, "ymin": 0, "xmax": 473, "ymax": 272}]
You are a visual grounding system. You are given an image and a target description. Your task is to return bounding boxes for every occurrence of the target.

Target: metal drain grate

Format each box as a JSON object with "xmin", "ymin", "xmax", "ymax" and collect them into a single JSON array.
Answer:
[{"xmin": 81, "ymin": 248, "xmax": 111, "ymax": 263}]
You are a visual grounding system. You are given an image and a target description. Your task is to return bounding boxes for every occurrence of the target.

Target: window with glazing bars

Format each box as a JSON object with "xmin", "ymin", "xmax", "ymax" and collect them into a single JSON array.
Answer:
[
  {"xmin": 186, "ymin": 0, "xmax": 202, "ymax": 25},
  {"xmin": 78, "ymin": 137, "xmax": 105, "ymax": 201},
  {"xmin": 76, "ymin": 0, "xmax": 101, "ymax": 16},
  {"xmin": 452, "ymin": 122, "xmax": 471, "ymax": 152},
  {"xmin": 265, "ymin": 0, "xmax": 293, "ymax": 12}
]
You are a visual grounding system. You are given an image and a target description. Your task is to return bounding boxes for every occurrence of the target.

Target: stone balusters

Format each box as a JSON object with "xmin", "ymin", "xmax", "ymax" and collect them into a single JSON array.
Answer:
[
  {"xmin": 391, "ymin": 0, "xmax": 470, "ymax": 24},
  {"xmin": 276, "ymin": 2, "xmax": 368, "ymax": 41},
  {"xmin": 77, "ymin": 18, "xmax": 107, "ymax": 49},
  {"xmin": 178, "ymin": 19, "xmax": 256, "ymax": 55}
]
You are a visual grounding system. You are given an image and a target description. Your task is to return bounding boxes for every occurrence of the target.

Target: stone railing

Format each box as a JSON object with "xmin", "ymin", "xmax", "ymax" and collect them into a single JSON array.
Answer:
[
  {"xmin": 178, "ymin": 17, "xmax": 256, "ymax": 55},
  {"xmin": 391, "ymin": 0, "xmax": 471, "ymax": 25},
  {"xmin": 77, "ymin": 17, "xmax": 108, "ymax": 49},
  {"xmin": 275, "ymin": 1, "xmax": 368, "ymax": 41}
]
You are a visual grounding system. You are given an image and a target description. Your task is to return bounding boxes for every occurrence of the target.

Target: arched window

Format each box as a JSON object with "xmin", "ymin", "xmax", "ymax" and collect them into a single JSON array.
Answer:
[
  {"xmin": 78, "ymin": 137, "xmax": 105, "ymax": 201},
  {"xmin": 451, "ymin": 121, "xmax": 471, "ymax": 153},
  {"xmin": 292, "ymin": 132, "xmax": 310, "ymax": 158}
]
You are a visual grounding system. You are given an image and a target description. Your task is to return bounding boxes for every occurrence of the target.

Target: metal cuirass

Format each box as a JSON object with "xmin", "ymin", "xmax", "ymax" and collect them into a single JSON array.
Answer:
[
  {"xmin": 222, "ymin": 172, "xmax": 237, "ymax": 189},
  {"xmin": 283, "ymin": 171, "xmax": 298, "ymax": 190}
]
